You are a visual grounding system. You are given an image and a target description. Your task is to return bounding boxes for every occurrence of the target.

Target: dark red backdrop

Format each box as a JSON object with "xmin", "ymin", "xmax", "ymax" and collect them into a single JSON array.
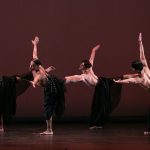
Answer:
[{"xmin": 0, "ymin": 0, "xmax": 150, "ymax": 117}]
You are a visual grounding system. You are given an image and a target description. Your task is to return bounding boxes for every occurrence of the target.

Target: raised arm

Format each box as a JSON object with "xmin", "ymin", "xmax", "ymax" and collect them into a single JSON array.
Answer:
[
  {"xmin": 139, "ymin": 33, "xmax": 148, "ymax": 67},
  {"xmin": 32, "ymin": 36, "xmax": 39, "ymax": 59},
  {"xmin": 89, "ymin": 44, "xmax": 100, "ymax": 65},
  {"xmin": 65, "ymin": 75, "xmax": 83, "ymax": 84}
]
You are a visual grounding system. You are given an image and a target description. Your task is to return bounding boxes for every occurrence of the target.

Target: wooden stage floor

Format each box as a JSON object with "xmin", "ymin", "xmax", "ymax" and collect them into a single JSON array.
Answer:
[{"xmin": 0, "ymin": 122, "xmax": 150, "ymax": 150}]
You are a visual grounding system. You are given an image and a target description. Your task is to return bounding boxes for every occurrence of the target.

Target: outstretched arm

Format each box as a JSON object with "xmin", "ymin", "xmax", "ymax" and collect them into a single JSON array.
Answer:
[
  {"xmin": 139, "ymin": 33, "xmax": 148, "ymax": 67},
  {"xmin": 32, "ymin": 36, "xmax": 39, "ymax": 59},
  {"xmin": 65, "ymin": 75, "xmax": 83, "ymax": 84},
  {"xmin": 114, "ymin": 77, "xmax": 138, "ymax": 84},
  {"xmin": 123, "ymin": 73, "xmax": 139, "ymax": 79},
  {"xmin": 89, "ymin": 44, "xmax": 100, "ymax": 65}
]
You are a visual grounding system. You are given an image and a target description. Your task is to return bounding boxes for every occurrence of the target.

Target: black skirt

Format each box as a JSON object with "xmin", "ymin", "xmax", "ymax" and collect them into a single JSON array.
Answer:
[
  {"xmin": 43, "ymin": 75, "xmax": 66, "ymax": 120},
  {"xmin": 90, "ymin": 77, "xmax": 122, "ymax": 127},
  {"xmin": 0, "ymin": 76, "xmax": 16, "ymax": 123}
]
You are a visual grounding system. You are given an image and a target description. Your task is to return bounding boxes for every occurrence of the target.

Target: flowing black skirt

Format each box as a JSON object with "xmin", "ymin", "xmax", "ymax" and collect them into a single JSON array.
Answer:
[
  {"xmin": 90, "ymin": 77, "xmax": 122, "ymax": 127},
  {"xmin": 0, "ymin": 76, "xmax": 16, "ymax": 123},
  {"xmin": 43, "ymin": 75, "xmax": 66, "ymax": 120},
  {"xmin": 20, "ymin": 72, "xmax": 66, "ymax": 120}
]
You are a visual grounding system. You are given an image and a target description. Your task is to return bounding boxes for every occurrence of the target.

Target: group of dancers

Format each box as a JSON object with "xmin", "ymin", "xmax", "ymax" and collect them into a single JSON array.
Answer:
[{"xmin": 0, "ymin": 33, "xmax": 149, "ymax": 135}]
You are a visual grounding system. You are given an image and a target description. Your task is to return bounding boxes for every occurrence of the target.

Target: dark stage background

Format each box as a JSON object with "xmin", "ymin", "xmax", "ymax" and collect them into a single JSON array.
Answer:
[{"xmin": 0, "ymin": 0, "xmax": 150, "ymax": 118}]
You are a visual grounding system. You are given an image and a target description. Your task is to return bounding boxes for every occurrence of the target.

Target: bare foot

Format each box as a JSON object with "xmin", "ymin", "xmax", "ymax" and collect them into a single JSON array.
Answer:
[
  {"xmin": 144, "ymin": 131, "xmax": 150, "ymax": 135},
  {"xmin": 89, "ymin": 126, "xmax": 97, "ymax": 130},
  {"xmin": 89, "ymin": 126, "xmax": 103, "ymax": 131},
  {"xmin": 40, "ymin": 130, "xmax": 53, "ymax": 135}
]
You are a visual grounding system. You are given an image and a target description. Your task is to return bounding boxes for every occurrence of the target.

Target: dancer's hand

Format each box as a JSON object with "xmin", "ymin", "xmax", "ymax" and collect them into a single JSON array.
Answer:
[
  {"xmin": 113, "ymin": 79, "xmax": 121, "ymax": 83},
  {"xmin": 30, "ymin": 81, "xmax": 36, "ymax": 88},
  {"xmin": 92, "ymin": 44, "xmax": 100, "ymax": 51},
  {"xmin": 46, "ymin": 66, "xmax": 56, "ymax": 73},
  {"xmin": 16, "ymin": 76, "xmax": 21, "ymax": 81},
  {"xmin": 32, "ymin": 36, "xmax": 39, "ymax": 45},
  {"xmin": 138, "ymin": 33, "xmax": 142, "ymax": 42}
]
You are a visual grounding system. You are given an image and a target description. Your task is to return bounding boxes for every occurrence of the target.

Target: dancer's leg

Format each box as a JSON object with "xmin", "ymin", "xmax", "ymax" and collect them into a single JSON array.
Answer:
[
  {"xmin": 144, "ymin": 106, "xmax": 150, "ymax": 135},
  {"xmin": 0, "ymin": 115, "xmax": 4, "ymax": 132},
  {"xmin": 40, "ymin": 117, "xmax": 53, "ymax": 135}
]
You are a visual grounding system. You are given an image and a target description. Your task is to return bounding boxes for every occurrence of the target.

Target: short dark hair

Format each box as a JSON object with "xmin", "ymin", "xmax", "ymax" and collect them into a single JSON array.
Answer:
[
  {"xmin": 81, "ymin": 59, "xmax": 92, "ymax": 69},
  {"xmin": 131, "ymin": 60, "xmax": 143, "ymax": 71},
  {"xmin": 29, "ymin": 59, "xmax": 42, "ymax": 71},
  {"xmin": 33, "ymin": 59, "xmax": 42, "ymax": 65}
]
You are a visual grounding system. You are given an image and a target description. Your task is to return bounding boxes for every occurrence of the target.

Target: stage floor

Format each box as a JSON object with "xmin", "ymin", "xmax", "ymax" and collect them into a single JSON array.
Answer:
[{"xmin": 0, "ymin": 122, "xmax": 150, "ymax": 150}]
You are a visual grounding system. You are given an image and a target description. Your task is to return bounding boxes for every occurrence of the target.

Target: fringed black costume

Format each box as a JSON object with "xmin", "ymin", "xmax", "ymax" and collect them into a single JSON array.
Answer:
[
  {"xmin": 43, "ymin": 75, "xmax": 66, "ymax": 120},
  {"xmin": 21, "ymin": 64, "xmax": 66, "ymax": 120}
]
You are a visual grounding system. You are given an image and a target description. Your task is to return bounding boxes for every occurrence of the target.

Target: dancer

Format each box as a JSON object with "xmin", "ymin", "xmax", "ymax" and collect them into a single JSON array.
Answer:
[
  {"xmin": 29, "ymin": 37, "xmax": 65, "ymax": 135},
  {"xmin": 0, "ymin": 37, "xmax": 57, "ymax": 133},
  {"xmin": 0, "ymin": 72, "xmax": 34, "ymax": 132},
  {"xmin": 0, "ymin": 75, "xmax": 20, "ymax": 132},
  {"xmin": 65, "ymin": 44, "xmax": 122, "ymax": 130},
  {"xmin": 114, "ymin": 33, "xmax": 150, "ymax": 135}
]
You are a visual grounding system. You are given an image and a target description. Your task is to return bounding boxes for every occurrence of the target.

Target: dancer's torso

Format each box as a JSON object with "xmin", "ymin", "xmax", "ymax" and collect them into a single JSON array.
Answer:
[
  {"xmin": 33, "ymin": 70, "xmax": 48, "ymax": 87},
  {"xmin": 138, "ymin": 67, "xmax": 150, "ymax": 91},
  {"xmin": 81, "ymin": 68, "xmax": 98, "ymax": 87}
]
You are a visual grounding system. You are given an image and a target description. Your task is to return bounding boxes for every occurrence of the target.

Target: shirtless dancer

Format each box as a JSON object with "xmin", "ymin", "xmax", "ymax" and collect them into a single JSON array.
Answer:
[
  {"xmin": 65, "ymin": 44, "xmax": 122, "ymax": 130},
  {"xmin": 29, "ymin": 37, "xmax": 57, "ymax": 135},
  {"xmin": 0, "ymin": 38, "xmax": 54, "ymax": 133},
  {"xmin": 29, "ymin": 37, "xmax": 66, "ymax": 135},
  {"xmin": 65, "ymin": 44, "xmax": 99, "ymax": 87},
  {"xmin": 29, "ymin": 37, "xmax": 55, "ymax": 88},
  {"xmin": 114, "ymin": 33, "xmax": 150, "ymax": 135}
]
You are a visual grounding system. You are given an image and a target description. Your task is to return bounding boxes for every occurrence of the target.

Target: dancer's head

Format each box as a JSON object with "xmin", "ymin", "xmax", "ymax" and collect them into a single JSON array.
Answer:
[
  {"xmin": 131, "ymin": 60, "xmax": 143, "ymax": 72},
  {"xmin": 79, "ymin": 59, "xmax": 92, "ymax": 70},
  {"xmin": 29, "ymin": 59, "xmax": 42, "ymax": 71}
]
